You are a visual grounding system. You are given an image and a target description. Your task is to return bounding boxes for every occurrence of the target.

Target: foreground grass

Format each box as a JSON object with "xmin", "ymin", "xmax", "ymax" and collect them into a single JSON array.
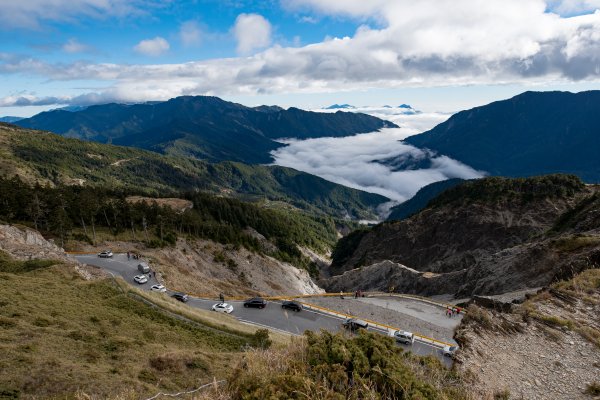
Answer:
[
  {"xmin": 0, "ymin": 256, "xmax": 265, "ymax": 399},
  {"xmin": 197, "ymin": 330, "xmax": 472, "ymax": 400}
]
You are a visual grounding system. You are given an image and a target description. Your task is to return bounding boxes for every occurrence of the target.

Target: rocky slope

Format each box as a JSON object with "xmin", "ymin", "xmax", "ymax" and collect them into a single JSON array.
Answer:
[
  {"xmin": 455, "ymin": 269, "xmax": 600, "ymax": 399},
  {"xmin": 326, "ymin": 175, "xmax": 600, "ymax": 297},
  {"xmin": 0, "ymin": 224, "xmax": 72, "ymax": 263}
]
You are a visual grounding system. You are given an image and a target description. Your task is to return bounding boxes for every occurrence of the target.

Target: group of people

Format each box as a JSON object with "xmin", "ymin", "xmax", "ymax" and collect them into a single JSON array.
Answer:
[
  {"xmin": 446, "ymin": 306, "xmax": 461, "ymax": 317},
  {"xmin": 127, "ymin": 251, "xmax": 142, "ymax": 260},
  {"xmin": 353, "ymin": 290, "xmax": 364, "ymax": 298}
]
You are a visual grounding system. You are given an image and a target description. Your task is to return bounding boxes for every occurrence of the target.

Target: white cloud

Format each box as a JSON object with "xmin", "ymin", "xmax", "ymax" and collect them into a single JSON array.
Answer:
[
  {"xmin": 0, "ymin": 0, "xmax": 153, "ymax": 29},
  {"xmin": 133, "ymin": 36, "xmax": 170, "ymax": 56},
  {"xmin": 233, "ymin": 13, "xmax": 272, "ymax": 54},
  {"xmin": 179, "ymin": 21, "xmax": 202, "ymax": 46},
  {"xmin": 271, "ymin": 112, "xmax": 484, "ymax": 206},
  {"xmin": 62, "ymin": 38, "xmax": 89, "ymax": 53},
  {"xmin": 3, "ymin": 1, "xmax": 600, "ymax": 106}
]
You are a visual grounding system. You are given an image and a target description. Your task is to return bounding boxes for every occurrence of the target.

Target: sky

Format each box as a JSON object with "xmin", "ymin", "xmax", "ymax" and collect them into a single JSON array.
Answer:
[{"xmin": 3, "ymin": 0, "xmax": 600, "ymax": 116}]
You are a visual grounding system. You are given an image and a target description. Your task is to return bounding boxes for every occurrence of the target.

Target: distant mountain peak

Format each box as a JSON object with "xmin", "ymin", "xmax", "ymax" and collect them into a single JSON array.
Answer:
[
  {"xmin": 398, "ymin": 104, "xmax": 413, "ymax": 109},
  {"xmin": 325, "ymin": 104, "xmax": 355, "ymax": 110},
  {"xmin": 0, "ymin": 116, "xmax": 23, "ymax": 123}
]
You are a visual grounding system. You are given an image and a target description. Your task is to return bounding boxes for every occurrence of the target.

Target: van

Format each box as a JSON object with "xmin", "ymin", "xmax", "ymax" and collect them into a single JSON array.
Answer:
[
  {"xmin": 137, "ymin": 262, "xmax": 150, "ymax": 274},
  {"xmin": 394, "ymin": 330, "xmax": 414, "ymax": 345},
  {"xmin": 342, "ymin": 318, "xmax": 369, "ymax": 332}
]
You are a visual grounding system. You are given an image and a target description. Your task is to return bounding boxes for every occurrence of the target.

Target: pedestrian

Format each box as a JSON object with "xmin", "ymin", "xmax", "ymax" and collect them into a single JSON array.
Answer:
[
  {"xmin": 354, "ymin": 291, "xmax": 358, "ymax": 299},
  {"xmin": 127, "ymin": 251, "xmax": 130, "ymax": 260},
  {"xmin": 219, "ymin": 293, "xmax": 224, "ymax": 303},
  {"xmin": 340, "ymin": 290, "xmax": 344, "ymax": 299}
]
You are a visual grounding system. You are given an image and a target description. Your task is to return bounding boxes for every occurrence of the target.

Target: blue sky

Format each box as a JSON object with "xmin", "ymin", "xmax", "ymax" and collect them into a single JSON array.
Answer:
[{"xmin": 2, "ymin": 0, "xmax": 600, "ymax": 117}]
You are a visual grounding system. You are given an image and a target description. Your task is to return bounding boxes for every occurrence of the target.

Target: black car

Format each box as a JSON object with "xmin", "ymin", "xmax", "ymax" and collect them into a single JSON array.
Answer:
[
  {"xmin": 342, "ymin": 318, "xmax": 369, "ymax": 332},
  {"xmin": 281, "ymin": 300, "xmax": 302, "ymax": 312},
  {"xmin": 243, "ymin": 297, "xmax": 267, "ymax": 309},
  {"xmin": 171, "ymin": 292, "xmax": 189, "ymax": 303}
]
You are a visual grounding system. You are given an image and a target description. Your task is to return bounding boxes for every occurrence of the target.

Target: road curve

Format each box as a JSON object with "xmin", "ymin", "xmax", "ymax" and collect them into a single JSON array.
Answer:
[{"xmin": 74, "ymin": 253, "xmax": 453, "ymax": 366}]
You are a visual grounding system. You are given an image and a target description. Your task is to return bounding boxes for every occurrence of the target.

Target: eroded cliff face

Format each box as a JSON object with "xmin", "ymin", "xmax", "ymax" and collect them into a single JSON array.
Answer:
[
  {"xmin": 0, "ymin": 224, "xmax": 72, "ymax": 263},
  {"xmin": 326, "ymin": 178, "xmax": 600, "ymax": 298},
  {"xmin": 331, "ymin": 197, "xmax": 575, "ymax": 276}
]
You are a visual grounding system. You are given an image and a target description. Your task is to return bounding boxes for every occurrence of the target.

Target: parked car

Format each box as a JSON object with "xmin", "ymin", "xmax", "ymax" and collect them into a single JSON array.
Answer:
[
  {"xmin": 394, "ymin": 330, "xmax": 415, "ymax": 345},
  {"xmin": 171, "ymin": 292, "xmax": 189, "ymax": 303},
  {"xmin": 212, "ymin": 303, "xmax": 234, "ymax": 314},
  {"xmin": 243, "ymin": 297, "xmax": 267, "ymax": 309},
  {"xmin": 137, "ymin": 262, "xmax": 150, "ymax": 274},
  {"xmin": 342, "ymin": 318, "xmax": 369, "ymax": 332},
  {"xmin": 133, "ymin": 275, "xmax": 148, "ymax": 284},
  {"xmin": 442, "ymin": 345, "xmax": 459, "ymax": 358},
  {"xmin": 98, "ymin": 250, "xmax": 113, "ymax": 258},
  {"xmin": 150, "ymin": 284, "xmax": 166, "ymax": 293},
  {"xmin": 281, "ymin": 300, "xmax": 303, "ymax": 312}
]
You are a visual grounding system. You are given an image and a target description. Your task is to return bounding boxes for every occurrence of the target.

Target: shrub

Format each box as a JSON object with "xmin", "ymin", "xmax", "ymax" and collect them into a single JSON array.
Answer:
[
  {"xmin": 251, "ymin": 329, "xmax": 272, "ymax": 350},
  {"xmin": 586, "ymin": 382, "xmax": 600, "ymax": 396}
]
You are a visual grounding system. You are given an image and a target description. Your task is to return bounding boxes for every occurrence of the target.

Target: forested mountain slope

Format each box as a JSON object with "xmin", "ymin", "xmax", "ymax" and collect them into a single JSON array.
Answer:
[
  {"xmin": 0, "ymin": 123, "xmax": 387, "ymax": 219},
  {"xmin": 405, "ymin": 91, "xmax": 600, "ymax": 181}
]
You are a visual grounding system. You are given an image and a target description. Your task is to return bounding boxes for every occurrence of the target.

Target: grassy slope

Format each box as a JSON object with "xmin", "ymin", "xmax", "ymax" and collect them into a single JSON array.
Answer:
[
  {"xmin": 0, "ymin": 253, "xmax": 286, "ymax": 399},
  {"xmin": 0, "ymin": 123, "xmax": 386, "ymax": 219}
]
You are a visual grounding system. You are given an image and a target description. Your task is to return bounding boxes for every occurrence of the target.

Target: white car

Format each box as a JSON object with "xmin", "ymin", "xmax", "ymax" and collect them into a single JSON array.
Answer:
[
  {"xmin": 212, "ymin": 303, "xmax": 234, "ymax": 314},
  {"xmin": 394, "ymin": 330, "xmax": 415, "ymax": 345},
  {"xmin": 442, "ymin": 345, "xmax": 459, "ymax": 358},
  {"xmin": 98, "ymin": 250, "xmax": 113, "ymax": 258},
  {"xmin": 150, "ymin": 284, "xmax": 166, "ymax": 293},
  {"xmin": 133, "ymin": 275, "xmax": 148, "ymax": 284}
]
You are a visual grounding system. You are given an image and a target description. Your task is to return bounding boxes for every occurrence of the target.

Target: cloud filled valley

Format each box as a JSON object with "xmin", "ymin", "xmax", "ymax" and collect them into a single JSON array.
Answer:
[{"xmin": 271, "ymin": 108, "xmax": 484, "ymax": 214}]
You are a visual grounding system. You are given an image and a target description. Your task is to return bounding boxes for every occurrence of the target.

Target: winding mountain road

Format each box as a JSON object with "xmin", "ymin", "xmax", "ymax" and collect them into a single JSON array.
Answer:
[{"xmin": 74, "ymin": 253, "xmax": 453, "ymax": 366}]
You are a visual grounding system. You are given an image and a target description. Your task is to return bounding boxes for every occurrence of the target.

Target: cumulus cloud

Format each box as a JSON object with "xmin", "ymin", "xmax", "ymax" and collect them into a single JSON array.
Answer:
[
  {"xmin": 179, "ymin": 21, "xmax": 202, "ymax": 46},
  {"xmin": 133, "ymin": 36, "xmax": 170, "ymax": 56},
  {"xmin": 271, "ymin": 113, "xmax": 484, "ymax": 206},
  {"xmin": 2, "ymin": 1, "xmax": 600, "ymax": 106},
  {"xmin": 0, "ymin": 0, "xmax": 153, "ymax": 29},
  {"xmin": 233, "ymin": 13, "xmax": 272, "ymax": 54}
]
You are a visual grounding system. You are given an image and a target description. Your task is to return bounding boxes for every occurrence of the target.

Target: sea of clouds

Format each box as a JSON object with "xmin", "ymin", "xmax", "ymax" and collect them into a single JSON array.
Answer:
[{"xmin": 271, "ymin": 107, "xmax": 485, "ymax": 216}]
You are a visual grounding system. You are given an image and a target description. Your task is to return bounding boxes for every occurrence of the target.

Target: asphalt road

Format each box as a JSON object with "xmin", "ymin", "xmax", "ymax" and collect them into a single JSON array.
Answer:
[{"xmin": 74, "ymin": 253, "xmax": 453, "ymax": 366}]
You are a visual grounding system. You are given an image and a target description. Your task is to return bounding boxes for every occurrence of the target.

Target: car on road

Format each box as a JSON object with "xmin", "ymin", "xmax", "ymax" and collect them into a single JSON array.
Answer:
[
  {"xmin": 212, "ymin": 303, "xmax": 234, "ymax": 313},
  {"xmin": 171, "ymin": 292, "xmax": 189, "ymax": 303},
  {"xmin": 98, "ymin": 250, "xmax": 113, "ymax": 258},
  {"xmin": 150, "ymin": 284, "xmax": 166, "ymax": 293},
  {"xmin": 442, "ymin": 345, "xmax": 459, "ymax": 358},
  {"xmin": 342, "ymin": 318, "xmax": 369, "ymax": 332},
  {"xmin": 133, "ymin": 275, "xmax": 148, "ymax": 284},
  {"xmin": 394, "ymin": 330, "xmax": 415, "ymax": 345},
  {"xmin": 137, "ymin": 262, "xmax": 150, "ymax": 274},
  {"xmin": 243, "ymin": 297, "xmax": 267, "ymax": 309},
  {"xmin": 281, "ymin": 300, "xmax": 303, "ymax": 312}
]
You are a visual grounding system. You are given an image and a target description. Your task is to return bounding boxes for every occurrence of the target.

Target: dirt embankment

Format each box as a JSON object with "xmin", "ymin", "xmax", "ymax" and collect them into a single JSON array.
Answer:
[
  {"xmin": 455, "ymin": 271, "xmax": 600, "ymax": 399},
  {"xmin": 73, "ymin": 238, "xmax": 324, "ymax": 297}
]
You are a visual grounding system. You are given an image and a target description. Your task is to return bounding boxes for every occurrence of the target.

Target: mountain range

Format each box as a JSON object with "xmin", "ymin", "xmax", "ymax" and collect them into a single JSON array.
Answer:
[
  {"xmin": 16, "ymin": 96, "xmax": 396, "ymax": 165},
  {"xmin": 405, "ymin": 91, "xmax": 600, "ymax": 182}
]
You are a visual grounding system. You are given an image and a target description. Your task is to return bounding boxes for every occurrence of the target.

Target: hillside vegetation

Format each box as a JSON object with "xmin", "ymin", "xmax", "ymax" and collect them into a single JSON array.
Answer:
[
  {"xmin": 0, "ymin": 252, "xmax": 276, "ymax": 399},
  {"xmin": 0, "ymin": 123, "xmax": 387, "ymax": 219},
  {"xmin": 202, "ymin": 330, "xmax": 471, "ymax": 400},
  {"xmin": 0, "ymin": 177, "xmax": 338, "ymax": 273}
]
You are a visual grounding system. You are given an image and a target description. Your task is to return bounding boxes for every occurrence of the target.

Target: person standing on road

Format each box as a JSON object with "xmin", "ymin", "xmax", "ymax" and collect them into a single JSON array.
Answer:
[
  {"xmin": 219, "ymin": 293, "xmax": 225, "ymax": 303},
  {"xmin": 127, "ymin": 251, "xmax": 130, "ymax": 260}
]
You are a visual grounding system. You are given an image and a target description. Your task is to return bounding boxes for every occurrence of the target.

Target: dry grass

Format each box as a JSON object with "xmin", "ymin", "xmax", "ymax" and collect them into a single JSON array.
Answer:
[{"xmin": 0, "ymin": 263, "xmax": 260, "ymax": 399}]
